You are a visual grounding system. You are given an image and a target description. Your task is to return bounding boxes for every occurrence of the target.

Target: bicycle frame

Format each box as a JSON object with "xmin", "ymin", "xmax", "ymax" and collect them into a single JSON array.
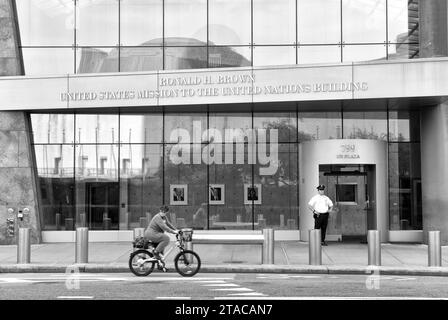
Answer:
[{"xmin": 138, "ymin": 235, "xmax": 185, "ymax": 264}]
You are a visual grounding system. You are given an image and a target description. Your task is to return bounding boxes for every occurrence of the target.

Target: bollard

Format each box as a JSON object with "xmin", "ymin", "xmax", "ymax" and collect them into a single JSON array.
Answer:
[
  {"xmin": 75, "ymin": 227, "xmax": 89, "ymax": 264},
  {"xmin": 280, "ymin": 214, "xmax": 285, "ymax": 228},
  {"xmin": 79, "ymin": 213, "xmax": 87, "ymax": 228},
  {"xmin": 139, "ymin": 217, "xmax": 147, "ymax": 228},
  {"xmin": 17, "ymin": 228, "xmax": 31, "ymax": 264},
  {"xmin": 103, "ymin": 218, "xmax": 111, "ymax": 230},
  {"xmin": 181, "ymin": 228, "xmax": 193, "ymax": 251},
  {"xmin": 236, "ymin": 214, "xmax": 242, "ymax": 223},
  {"xmin": 65, "ymin": 218, "xmax": 74, "ymax": 230},
  {"xmin": 309, "ymin": 229, "xmax": 322, "ymax": 265},
  {"xmin": 55, "ymin": 213, "xmax": 61, "ymax": 231},
  {"xmin": 262, "ymin": 228, "xmax": 274, "ymax": 264},
  {"xmin": 428, "ymin": 231, "xmax": 442, "ymax": 267},
  {"xmin": 367, "ymin": 230, "xmax": 381, "ymax": 266}
]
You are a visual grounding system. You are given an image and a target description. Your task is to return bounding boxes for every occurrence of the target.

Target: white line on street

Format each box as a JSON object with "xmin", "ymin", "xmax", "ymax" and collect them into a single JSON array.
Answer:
[
  {"xmin": 226, "ymin": 292, "xmax": 267, "ymax": 296},
  {"xmin": 211, "ymin": 288, "xmax": 254, "ymax": 292},
  {"xmin": 0, "ymin": 279, "xmax": 33, "ymax": 283},
  {"xmin": 203, "ymin": 283, "xmax": 239, "ymax": 287},
  {"xmin": 197, "ymin": 280, "xmax": 227, "ymax": 284}
]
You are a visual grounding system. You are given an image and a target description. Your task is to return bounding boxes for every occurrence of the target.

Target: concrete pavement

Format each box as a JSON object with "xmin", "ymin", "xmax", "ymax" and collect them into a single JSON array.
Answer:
[{"xmin": 1, "ymin": 241, "xmax": 448, "ymax": 276}]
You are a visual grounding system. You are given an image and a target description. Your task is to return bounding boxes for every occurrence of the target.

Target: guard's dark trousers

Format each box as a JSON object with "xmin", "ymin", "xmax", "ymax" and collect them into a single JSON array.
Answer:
[{"xmin": 314, "ymin": 212, "xmax": 329, "ymax": 242}]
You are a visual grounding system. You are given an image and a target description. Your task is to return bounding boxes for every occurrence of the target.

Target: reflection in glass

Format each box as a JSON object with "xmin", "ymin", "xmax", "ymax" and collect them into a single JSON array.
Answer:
[
  {"xmin": 76, "ymin": 47, "xmax": 118, "ymax": 73},
  {"xmin": 388, "ymin": 110, "xmax": 420, "ymax": 142},
  {"xmin": 298, "ymin": 0, "xmax": 341, "ymax": 44},
  {"xmin": 388, "ymin": 0, "xmax": 419, "ymax": 44},
  {"xmin": 76, "ymin": 0, "xmax": 119, "ymax": 46},
  {"xmin": 342, "ymin": 111, "xmax": 387, "ymax": 140},
  {"xmin": 253, "ymin": 0, "xmax": 295, "ymax": 45},
  {"xmin": 388, "ymin": 143, "xmax": 422, "ymax": 230},
  {"xmin": 298, "ymin": 112, "xmax": 342, "ymax": 140},
  {"xmin": 298, "ymin": 45, "xmax": 341, "ymax": 64},
  {"xmin": 16, "ymin": 0, "xmax": 74, "ymax": 46},
  {"xmin": 35, "ymin": 144, "xmax": 75, "ymax": 230},
  {"xmin": 209, "ymin": 0, "xmax": 251, "ymax": 45},
  {"xmin": 388, "ymin": 44, "xmax": 419, "ymax": 60},
  {"xmin": 253, "ymin": 112, "xmax": 297, "ymax": 143},
  {"xmin": 120, "ymin": 114, "xmax": 163, "ymax": 144},
  {"xmin": 343, "ymin": 45, "xmax": 387, "ymax": 62},
  {"xmin": 22, "ymin": 48, "xmax": 74, "ymax": 75},
  {"xmin": 253, "ymin": 46, "xmax": 296, "ymax": 67},
  {"xmin": 75, "ymin": 114, "xmax": 119, "ymax": 144},
  {"xmin": 120, "ymin": 47, "xmax": 163, "ymax": 72},
  {"xmin": 120, "ymin": 0, "xmax": 163, "ymax": 46},
  {"xmin": 164, "ymin": 46, "xmax": 207, "ymax": 70},
  {"xmin": 209, "ymin": 113, "xmax": 252, "ymax": 143},
  {"xmin": 208, "ymin": 46, "xmax": 251, "ymax": 68},
  {"xmin": 342, "ymin": 0, "xmax": 386, "ymax": 43},
  {"xmin": 165, "ymin": 0, "xmax": 207, "ymax": 43},
  {"xmin": 31, "ymin": 114, "xmax": 75, "ymax": 144},
  {"xmin": 164, "ymin": 113, "xmax": 207, "ymax": 143}
]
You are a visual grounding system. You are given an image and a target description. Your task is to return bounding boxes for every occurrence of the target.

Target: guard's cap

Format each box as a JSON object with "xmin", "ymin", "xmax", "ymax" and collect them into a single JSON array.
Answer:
[{"xmin": 317, "ymin": 185, "xmax": 325, "ymax": 190}]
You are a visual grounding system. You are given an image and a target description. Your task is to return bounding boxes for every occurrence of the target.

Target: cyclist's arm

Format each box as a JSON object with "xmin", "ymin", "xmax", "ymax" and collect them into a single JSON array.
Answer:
[
  {"xmin": 165, "ymin": 219, "xmax": 177, "ymax": 230},
  {"xmin": 155, "ymin": 216, "xmax": 177, "ymax": 234}
]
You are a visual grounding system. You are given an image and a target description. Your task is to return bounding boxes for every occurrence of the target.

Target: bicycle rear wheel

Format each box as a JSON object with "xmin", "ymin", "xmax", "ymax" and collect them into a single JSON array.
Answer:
[
  {"xmin": 174, "ymin": 250, "xmax": 201, "ymax": 277},
  {"xmin": 129, "ymin": 249, "xmax": 155, "ymax": 276}
]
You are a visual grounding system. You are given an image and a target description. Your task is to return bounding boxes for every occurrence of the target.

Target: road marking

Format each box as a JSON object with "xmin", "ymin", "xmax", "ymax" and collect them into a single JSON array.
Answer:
[
  {"xmin": 57, "ymin": 296, "xmax": 94, "ymax": 299},
  {"xmin": 156, "ymin": 297, "xmax": 191, "ymax": 300},
  {"xmin": 211, "ymin": 288, "xmax": 254, "ymax": 292},
  {"xmin": 394, "ymin": 277, "xmax": 416, "ymax": 281},
  {"xmin": 0, "ymin": 278, "xmax": 33, "ymax": 283},
  {"xmin": 226, "ymin": 292, "xmax": 267, "ymax": 296},
  {"xmin": 203, "ymin": 283, "xmax": 239, "ymax": 287},
  {"xmin": 197, "ymin": 280, "xmax": 227, "ymax": 284}
]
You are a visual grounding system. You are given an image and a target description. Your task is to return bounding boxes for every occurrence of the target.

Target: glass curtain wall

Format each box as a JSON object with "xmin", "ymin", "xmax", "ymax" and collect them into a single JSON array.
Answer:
[{"xmin": 16, "ymin": 0, "xmax": 420, "ymax": 75}]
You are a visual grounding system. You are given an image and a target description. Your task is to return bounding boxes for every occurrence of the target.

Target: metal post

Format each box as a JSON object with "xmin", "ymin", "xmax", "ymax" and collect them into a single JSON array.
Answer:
[
  {"xmin": 367, "ymin": 230, "xmax": 381, "ymax": 266},
  {"xmin": 55, "ymin": 213, "xmax": 61, "ymax": 230},
  {"xmin": 262, "ymin": 228, "xmax": 274, "ymax": 264},
  {"xmin": 103, "ymin": 218, "xmax": 111, "ymax": 230},
  {"xmin": 80, "ymin": 213, "xmax": 86, "ymax": 228},
  {"xmin": 75, "ymin": 227, "xmax": 89, "ymax": 263},
  {"xmin": 428, "ymin": 231, "xmax": 442, "ymax": 267},
  {"xmin": 309, "ymin": 229, "xmax": 322, "ymax": 265},
  {"xmin": 280, "ymin": 214, "xmax": 285, "ymax": 228},
  {"xmin": 134, "ymin": 227, "xmax": 145, "ymax": 239},
  {"xmin": 236, "ymin": 214, "xmax": 242, "ymax": 223},
  {"xmin": 17, "ymin": 228, "xmax": 31, "ymax": 264}
]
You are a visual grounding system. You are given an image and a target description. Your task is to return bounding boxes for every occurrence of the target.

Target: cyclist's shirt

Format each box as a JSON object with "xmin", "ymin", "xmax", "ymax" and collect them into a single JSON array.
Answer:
[{"xmin": 147, "ymin": 213, "xmax": 177, "ymax": 234}]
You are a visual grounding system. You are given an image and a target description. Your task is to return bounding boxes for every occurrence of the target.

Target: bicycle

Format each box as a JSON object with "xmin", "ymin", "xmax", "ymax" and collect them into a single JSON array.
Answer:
[{"xmin": 129, "ymin": 229, "xmax": 201, "ymax": 277}]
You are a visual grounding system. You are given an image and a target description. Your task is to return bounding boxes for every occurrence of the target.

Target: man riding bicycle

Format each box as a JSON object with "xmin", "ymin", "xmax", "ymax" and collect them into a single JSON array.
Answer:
[{"xmin": 144, "ymin": 205, "xmax": 179, "ymax": 260}]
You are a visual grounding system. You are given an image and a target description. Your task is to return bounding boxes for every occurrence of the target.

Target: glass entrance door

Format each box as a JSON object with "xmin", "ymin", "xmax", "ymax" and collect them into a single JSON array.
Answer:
[{"xmin": 86, "ymin": 182, "xmax": 119, "ymax": 230}]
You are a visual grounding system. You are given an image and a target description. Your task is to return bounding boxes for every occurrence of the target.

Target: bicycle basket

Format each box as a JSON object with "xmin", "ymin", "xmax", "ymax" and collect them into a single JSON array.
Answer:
[
  {"xmin": 133, "ymin": 236, "xmax": 149, "ymax": 249},
  {"xmin": 180, "ymin": 228, "xmax": 193, "ymax": 242}
]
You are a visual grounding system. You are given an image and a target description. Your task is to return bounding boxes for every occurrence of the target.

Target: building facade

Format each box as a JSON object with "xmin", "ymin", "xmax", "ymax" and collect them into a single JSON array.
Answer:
[{"xmin": 0, "ymin": 0, "xmax": 447, "ymax": 244}]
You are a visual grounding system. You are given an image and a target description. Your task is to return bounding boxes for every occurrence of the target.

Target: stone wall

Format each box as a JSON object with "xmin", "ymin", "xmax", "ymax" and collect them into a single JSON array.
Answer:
[{"xmin": 0, "ymin": 0, "xmax": 41, "ymax": 244}]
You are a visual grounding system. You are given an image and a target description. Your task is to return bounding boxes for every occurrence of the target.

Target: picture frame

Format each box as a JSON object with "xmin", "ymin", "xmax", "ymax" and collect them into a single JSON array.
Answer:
[
  {"xmin": 244, "ymin": 184, "xmax": 262, "ymax": 205},
  {"xmin": 170, "ymin": 184, "xmax": 188, "ymax": 205},
  {"xmin": 209, "ymin": 184, "xmax": 225, "ymax": 205}
]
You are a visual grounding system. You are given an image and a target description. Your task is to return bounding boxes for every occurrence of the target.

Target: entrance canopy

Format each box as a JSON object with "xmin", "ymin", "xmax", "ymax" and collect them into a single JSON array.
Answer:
[{"xmin": 1, "ymin": 58, "xmax": 448, "ymax": 111}]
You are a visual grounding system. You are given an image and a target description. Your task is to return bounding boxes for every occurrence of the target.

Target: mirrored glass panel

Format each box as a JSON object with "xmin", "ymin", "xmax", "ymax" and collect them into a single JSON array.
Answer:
[
  {"xmin": 76, "ymin": 47, "xmax": 118, "ymax": 73},
  {"xmin": 16, "ymin": 0, "xmax": 74, "ymax": 46},
  {"xmin": 164, "ymin": 47, "xmax": 207, "ymax": 70},
  {"xmin": 298, "ymin": 112, "xmax": 342, "ymax": 140},
  {"xmin": 342, "ymin": 0, "xmax": 386, "ymax": 43},
  {"xmin": 165, "ymin": 0, "xmax": 207, "ymax": 44},
  {"xmin": 253, "ymin": 46, "xmax": 296, "ymax": 67},
  {"xmin": 164, "ymin": 112, "xmax": 207, "ymax": 144},
  {"xmin": 253, "ymin": 0, "xmax": 296, "ymax": 45},
  {"xmin": 253, "ymin": 112, "xmax": 297, "ymax": 143},
  {"xmin": 388, "ymin": 0, "xmax": 419, "ymax": 44},
  {"xmin": 120, "ymin": 0, "xmax": 163, "ymax": 46},
  {"xmin": 298, "ymin": 0, "xmax": 341, "ymax": 44},
  {"xmin": 120, "ymin": 114, "xmax": 163, "ymax": 144},
  {"xmin": 22, "ymin": 48, "xmax": 74, "ymax": 75},
  {"xmin": 119, "ymin": 47, "xmax": 163, "ymax": 72},
  {"xmin": 388, "ymin": 110, "xmax": 420, "ymax": 142},
  {"xmin": 343, "ymin": 45, "xmax": 387, "ymax": 62},
  {"xmin": 209, "ymin": 113, "xmax": 252, "ymax": 143},
  {"xmin": 76, "ymin": 0, "xmax": 119, "ymax": 46},
  {"xmin": 209, "ymin": 0, "xmax": 251, "ymax": 45},
  {"xmin": 75, "ymin": 114, "xmax": 119, "ymax": 144},
  {"xmin": 388, "ymin": 43, "xmax": 419, "ymax": 60},
  {"xmin": 209, "ymin": 46, "xmax": 251, "ymax": 68},
  {"xmin": 342, "ymin": 111, "xmax": 387, "ymax": 140},
  {"xmin": 298, "ymin": 45, "xmax": 341, "ymax": 64},
  {"xmin": 31, "ymin": 114, "xmax": 75, "ymax": 144}
]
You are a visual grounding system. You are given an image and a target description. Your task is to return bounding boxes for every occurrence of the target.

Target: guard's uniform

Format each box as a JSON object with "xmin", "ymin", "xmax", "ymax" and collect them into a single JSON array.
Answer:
[{"xmin": 308, "ymin": 193, "xmax": 333, "ymax": 243}]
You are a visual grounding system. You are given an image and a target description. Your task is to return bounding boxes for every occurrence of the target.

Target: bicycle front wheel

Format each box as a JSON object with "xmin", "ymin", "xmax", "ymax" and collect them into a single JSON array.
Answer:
[
  {"xmin": 174, "ymin": 250, "xmax": 201, "ymax": 277},
  {"xmin": 129, "ymin": 249, "xmax": 155, "ymax": 277}
]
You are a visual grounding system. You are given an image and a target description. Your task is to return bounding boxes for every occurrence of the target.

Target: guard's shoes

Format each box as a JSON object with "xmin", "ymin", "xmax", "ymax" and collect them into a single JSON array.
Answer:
[{"xmin": 321, "ymin": 242, "xmax": 328, "ymax": 246}]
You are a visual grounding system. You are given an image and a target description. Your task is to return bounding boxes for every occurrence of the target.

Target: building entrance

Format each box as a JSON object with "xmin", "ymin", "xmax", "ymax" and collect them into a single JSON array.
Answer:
[
  {"xmin": 85, "ymin": 182, "xmax": 119, "ymax": 230},
  {"xmin": 319, "ymin": 165, "xmax": 376, "ymax": 243}
]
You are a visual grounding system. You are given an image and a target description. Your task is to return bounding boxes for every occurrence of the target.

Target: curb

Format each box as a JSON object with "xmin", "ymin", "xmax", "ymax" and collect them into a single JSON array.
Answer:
[{"xmin": 1, "ymin": 264, "xmax": 448, "ymax": 276}]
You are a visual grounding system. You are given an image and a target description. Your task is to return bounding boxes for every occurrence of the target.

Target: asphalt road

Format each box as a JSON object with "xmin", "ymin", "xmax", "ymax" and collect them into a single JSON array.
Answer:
[{"xmin": 1, "ymin": 272, "xmax": 448, "ymax": 300}]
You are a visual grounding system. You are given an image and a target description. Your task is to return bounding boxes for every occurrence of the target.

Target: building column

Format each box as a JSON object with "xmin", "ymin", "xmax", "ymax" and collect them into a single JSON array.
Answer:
[
  {"xmin": 420, "ymin": 104, "xmax": 448, "ymax": 245},
  {"xmin": 419, "ymin": 0, "xmax": 448, "ymax": 57}
]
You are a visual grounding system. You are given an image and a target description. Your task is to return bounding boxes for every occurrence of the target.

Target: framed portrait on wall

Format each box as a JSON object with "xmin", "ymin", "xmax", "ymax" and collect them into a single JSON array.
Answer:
[
  {"xmin": 209, "ymin": 184, "xmax": 225, "ymax": 205},
  {"xmin": 170, "ymin": 184, "xmax": 188, "ymax": 205},
  {"xmin": 244, "ymin": 184, "xmax": 262, "ymax": 205}
]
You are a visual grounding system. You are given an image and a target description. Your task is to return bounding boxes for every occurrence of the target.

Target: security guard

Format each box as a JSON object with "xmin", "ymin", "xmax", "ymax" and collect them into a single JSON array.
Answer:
[{"xmin": 308, "ymin": 185, "xmax": 333, "ymax": 246}]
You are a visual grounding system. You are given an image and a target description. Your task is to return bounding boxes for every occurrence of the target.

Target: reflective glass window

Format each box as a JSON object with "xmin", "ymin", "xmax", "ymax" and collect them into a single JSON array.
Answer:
[
  {"xmin": 120, "ymin": 114, "xmax": 163, "ymax": 144},
  {"xmin": 165, "ymin": 0, "xmax": 207, "ymax": 44},
  {"xmin": 16, "ymin": 0, "xmax": 74, "ymax": 46},
  {"xmin": 253, "ymin": 0, "xmax": 296, "ymax": 45},
  {"xmin": 253, "ymin": 112, "xmax": 297, "ymax": 143},
  {"xmin": 209, "ymin": 113, "xmax": 252, "ymax": 143},
  {"xmin": 343, "ymin": 45, "xmax": 387, "ymax": 62},
  {"xmin": 342, "ymin": 111, "xmax": 387, "ymax": 140},
  {"xmin": 164, "ymin": 112, "xmax": 207, "ymax": 144},
  {"xmin": 298, "ymin": 112, "xmax": 342, "ymax": 140},
  {"xmin": 31, "ymin": 114, "xmax": 75, "ymax": 144},
  {"xmin": 253, "ymin": 46, "xmax": 296, "ymax": 67},
  {"xmin": 342, "ymin": 0, "xmax": 387, "ymax": 43},
  {"xmin": 120, "ymin": 0, "xmax": 163, "ymax": 46},
  {"xmin": 298, "ymin": 0, "xmax": 341, "ymax": 44},
  {"xmin": 387, "ymin": 43, "xmax": 419, "ymax": 60},
  {"xmin": 298, "ymin": 45, "xmax": 341, "ymax": 64},
  {"xmin": 22, "ymin": 48, "xmax": 74, "ymax": 75},
  {"xmin": 388, "ymin": 0, "xmax": 419, "ymax": 44},
  {"xmin": 208, "ymin": 46, "xmax": 251, "ymax": 68},
  {"xmin": 119, "ymin": 47, "xmax": 163, "ymax": 72},
  {"xmin": 76, "ymin": 0, "xmax": 119, "ymax": 46},
  {"xmin": 164, "ymin": 47, "xmax": 207, "ymax": 70},
  {"xmin": 75, "ymin": 114, "xmax": 119, "ymax": 144},
  {"xmin": 209, "ymin": 0, "xmax": 251, "ymax": 45},
  {"xmin": 76, "ymin": 48, "xmax": 118, "ymax": 73},
  {"xmin": 388, "ymin": 110, "xmax": 420, "ymax": 142}
]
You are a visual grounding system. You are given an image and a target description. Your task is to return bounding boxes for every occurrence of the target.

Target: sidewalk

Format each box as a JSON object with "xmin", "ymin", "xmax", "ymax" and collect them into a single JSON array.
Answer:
[{"xmin": 1, "ymin": 242, "xmax": 448, "ymax": 276}]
